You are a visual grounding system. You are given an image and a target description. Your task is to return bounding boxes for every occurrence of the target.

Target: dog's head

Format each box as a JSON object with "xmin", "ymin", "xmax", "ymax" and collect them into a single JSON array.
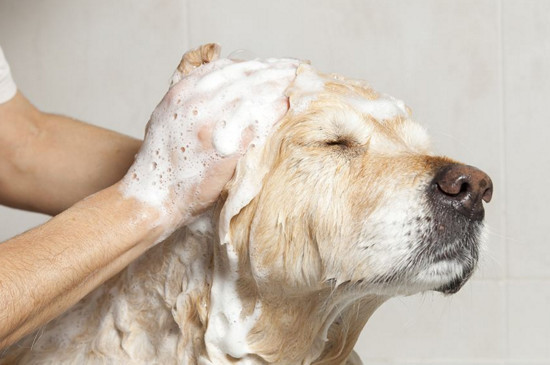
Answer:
[
  {"xmin": 221, "ymin": 63, "xmax": 493, "ymax": 299},
  {"xmin": 165, "ymin": 44, "xmax": 494, "ymax": 363}
]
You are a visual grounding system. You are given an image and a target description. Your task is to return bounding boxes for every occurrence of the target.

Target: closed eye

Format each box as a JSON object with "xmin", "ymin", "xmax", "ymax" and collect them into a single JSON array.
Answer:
[{"xmin": 325, "ymin": 139, "xmax": 353, "ymax": 148}]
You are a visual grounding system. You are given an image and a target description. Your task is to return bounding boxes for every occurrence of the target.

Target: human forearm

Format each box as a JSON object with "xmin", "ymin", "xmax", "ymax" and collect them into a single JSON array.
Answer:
[
  {"xmin": 0, "ymin": 183, "xmax": 162, "ymax": 348},
  {"xmin": 0, "ymin": 49, "xmax": 294, "ymax": 351},
  {"xmin": 0, "ymin": 92, "xmax": 141, "ymax": 215}
]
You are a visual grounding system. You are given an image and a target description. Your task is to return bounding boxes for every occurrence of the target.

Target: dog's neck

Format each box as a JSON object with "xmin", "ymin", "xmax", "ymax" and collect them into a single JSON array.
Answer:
[{"xmin": 193, "ymin": 222, "xmax": 386, "ymax": 364}]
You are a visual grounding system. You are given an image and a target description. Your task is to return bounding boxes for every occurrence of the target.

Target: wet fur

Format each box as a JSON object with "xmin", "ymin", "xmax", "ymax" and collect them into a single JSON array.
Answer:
[{"xmin": 1, "ymin": 44, "xmax": 484, "ymax": 364}]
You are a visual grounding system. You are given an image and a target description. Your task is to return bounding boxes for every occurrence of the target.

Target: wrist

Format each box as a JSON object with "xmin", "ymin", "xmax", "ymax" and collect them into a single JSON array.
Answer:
[
  {"xmin": 72, "ymin": 182, "xmax": 168, "ymax": 245},
  {"xmin": 114, "ymin": 177, "xmax": 191, "ymax": 238}
]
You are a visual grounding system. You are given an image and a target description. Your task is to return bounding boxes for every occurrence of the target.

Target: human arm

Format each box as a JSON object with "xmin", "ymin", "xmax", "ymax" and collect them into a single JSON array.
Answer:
[
  {"xmin": 0, "ymin": 138, "xmax": 246, "ymax": 349},
  {"xmin": 0, "ymin": 183, "xmax": 160, "ymax": 348},
  {"xmin": 0, "ymin": 89, "xmax": 236, "ymax": 348},
  {"xmin": 0, "ymin": 91, "xmax": 142, "ymax": 215},
  {"xmin": 0, "ymin": 54, "xmax": 296, "ymax": 349}
]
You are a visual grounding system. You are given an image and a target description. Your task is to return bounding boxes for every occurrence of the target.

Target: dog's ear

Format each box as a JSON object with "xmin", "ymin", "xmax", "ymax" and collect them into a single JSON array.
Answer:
[
  {"xmin": 170, "ymin": 43, "xmax": 221, "ymax": 87},
  {"xmin": 218, "ymin": 143, "xmax": 269, "ymax": 246}
]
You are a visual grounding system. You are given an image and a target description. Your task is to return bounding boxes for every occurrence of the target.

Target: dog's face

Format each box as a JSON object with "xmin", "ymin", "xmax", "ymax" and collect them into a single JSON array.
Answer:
[{"xmin": 227, "ymin": 65, "xmax": 492, "ymax": 298}]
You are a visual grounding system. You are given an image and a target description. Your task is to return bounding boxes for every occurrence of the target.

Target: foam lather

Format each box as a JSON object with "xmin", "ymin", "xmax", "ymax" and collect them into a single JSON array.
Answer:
[{"xmin": 120, "ymin": 57, "xmax": 302, "ymax": 231}]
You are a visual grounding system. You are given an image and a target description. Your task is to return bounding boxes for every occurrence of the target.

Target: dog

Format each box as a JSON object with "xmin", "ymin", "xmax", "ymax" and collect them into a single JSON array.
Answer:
[{"xmin": 1, "ymin": 44, "xmax": 493, "ymax": 364}]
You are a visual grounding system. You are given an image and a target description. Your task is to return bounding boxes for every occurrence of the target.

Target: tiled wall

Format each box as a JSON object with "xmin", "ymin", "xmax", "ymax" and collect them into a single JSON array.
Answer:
[{"xmin": 0, "ymin": 1, "xmax": 548, "ymax": 363}]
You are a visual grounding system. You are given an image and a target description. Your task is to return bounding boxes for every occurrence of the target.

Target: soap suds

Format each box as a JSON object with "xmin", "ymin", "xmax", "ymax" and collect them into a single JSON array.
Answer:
[
  {"xmin": 285, "ymin": 64, "xmax": 325, "ymax": 114},
  {"xmin": 205, "ymin": 244, "xmax": 262, "ymax": 361},
  {"xmin": 287, "ymin": 64, "xmax": 408, "ymax": 121},
  {"xmin": 346, "ymin": 94, "xmax": 409, "ymax": 121},
  {"xmin": 120, "ymin": 57, "xmax": 301, "ymax": 228}
]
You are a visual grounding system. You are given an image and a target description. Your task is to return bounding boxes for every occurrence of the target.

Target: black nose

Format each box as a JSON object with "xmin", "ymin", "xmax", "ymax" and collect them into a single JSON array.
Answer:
[{"xmin": 431, "ymin": 164, "xmax": 493, "ymax": 221}]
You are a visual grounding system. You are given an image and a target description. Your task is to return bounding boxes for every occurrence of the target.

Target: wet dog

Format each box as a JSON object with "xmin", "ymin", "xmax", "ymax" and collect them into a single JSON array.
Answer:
[{"xmin": 1, "ymin": 44, "xmax": 492, "ymax": 365}]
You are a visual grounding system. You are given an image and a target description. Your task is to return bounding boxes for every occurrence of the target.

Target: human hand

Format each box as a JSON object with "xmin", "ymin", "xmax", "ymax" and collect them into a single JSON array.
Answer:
[{"xmin": 121, "ymin": 55, "xmax": 299, "ymax": 232}]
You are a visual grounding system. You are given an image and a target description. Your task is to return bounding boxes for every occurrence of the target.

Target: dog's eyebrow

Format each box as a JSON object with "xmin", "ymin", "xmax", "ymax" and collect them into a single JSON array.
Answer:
[{"xmin": 369, "ymin": 117, "xmax": 412, "ymax": 146}]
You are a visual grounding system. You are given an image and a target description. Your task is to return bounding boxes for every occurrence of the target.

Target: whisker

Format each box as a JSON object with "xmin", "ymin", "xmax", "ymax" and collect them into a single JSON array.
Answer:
[{"xmin": 485, "ymin": 228, "xmax": 525, "ymax": 245}]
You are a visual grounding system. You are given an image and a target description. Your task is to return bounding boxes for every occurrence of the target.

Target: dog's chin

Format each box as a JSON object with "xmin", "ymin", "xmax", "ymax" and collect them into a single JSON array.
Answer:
[
  {"xmin": 408, "ymin": 258, "xmax": 475, "ymax": 295},
  {"xmin": 435, "ymin": 277, "xmax": 468, "ymax": 295},
  {"xmin": 363, "ymin": 253, "xmax": 479, "ymax": 297},
  {"xmin": 421, "ymin": 253, "xmax": 478, "ymax": 295},
  {"xmin": 432, "ymin": 263, "xmax": 475, "ymax": 294},
  {"xmin": 428, "ymin": 234, "xmax": 481, "ymax": 295},
  {"xmin": 413, "ymin": 211, "xmax": 484, "ymax": 295}
]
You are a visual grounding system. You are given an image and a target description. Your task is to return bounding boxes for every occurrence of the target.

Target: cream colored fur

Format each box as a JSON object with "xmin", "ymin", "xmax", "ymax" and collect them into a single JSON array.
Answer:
[{"xmin": 1, "ymin": 44, "xmax": 484, "ymax": 365}]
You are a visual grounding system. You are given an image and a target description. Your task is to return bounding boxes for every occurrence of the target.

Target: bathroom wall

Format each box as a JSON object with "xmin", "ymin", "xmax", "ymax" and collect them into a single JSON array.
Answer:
[{"xmin": 1, "ymin": 1, "xmax": 548, "ymax": 363}]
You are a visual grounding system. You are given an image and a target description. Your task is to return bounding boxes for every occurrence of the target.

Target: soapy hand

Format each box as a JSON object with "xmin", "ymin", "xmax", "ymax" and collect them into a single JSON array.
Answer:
[{"xmin": 121, "ymin": 57, "xmax": 299, "ymax": 232}]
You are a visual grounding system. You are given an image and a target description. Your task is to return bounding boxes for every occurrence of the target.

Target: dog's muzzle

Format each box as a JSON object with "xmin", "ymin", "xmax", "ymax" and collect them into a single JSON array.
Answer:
[{"xmin": 425, "ymin": 163, "xmax": 493, "ymax": 294}]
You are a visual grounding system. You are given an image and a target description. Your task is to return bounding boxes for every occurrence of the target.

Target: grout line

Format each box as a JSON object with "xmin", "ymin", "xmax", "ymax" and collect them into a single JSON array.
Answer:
[{"xmin": 496, "ymin": 0, "xmax": 509, "ymax": 358}]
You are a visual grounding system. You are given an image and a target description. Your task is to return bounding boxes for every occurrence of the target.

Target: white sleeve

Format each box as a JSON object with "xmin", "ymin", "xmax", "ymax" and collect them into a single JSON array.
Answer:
[{"xmin": 0, "ymin": 45, "xmax": 17, "ymax": 104}]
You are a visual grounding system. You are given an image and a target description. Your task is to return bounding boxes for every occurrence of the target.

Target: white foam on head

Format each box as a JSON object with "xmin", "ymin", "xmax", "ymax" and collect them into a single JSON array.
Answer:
[
  {"xmin": 346, "ymin": 93, "xmax": 409, "ymax": 121},
  {"xmin": 285, "ymin": 64, "xmax": 325, "ymax": 114},
  {"xmin": 120, "ymin": 57, "xmax": 301, "ymax": 228},
  {"xmin": 287, "ymin": 64, "xmax": 409, "ymax": 121}
]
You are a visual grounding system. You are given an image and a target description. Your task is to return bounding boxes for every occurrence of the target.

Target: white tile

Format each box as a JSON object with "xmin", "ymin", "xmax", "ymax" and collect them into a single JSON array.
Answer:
[
  {"xmin": 0, "ymin": 0, "xmax": 187, "ymax": 140},
  {"xmin": 0, "ymin": 206, "xmax": 49, "ymax": 242},
  {"xmin": 356, "ymin": 281, "xmax": 507, "ymax": 361},
  {"xmin": 186, "ymin": 0, "xmax": 339, "ymax": 66},
  {"xmin": 0, "ymin": 0, "xmax": 187, "ymax": 238},
  {"xmin": 508, "ymin": 280, "xmax": 550, "ymax": 359},
  {"xmin": 502, "ymin": 0, "xmax": 550, "ymax": 279}
]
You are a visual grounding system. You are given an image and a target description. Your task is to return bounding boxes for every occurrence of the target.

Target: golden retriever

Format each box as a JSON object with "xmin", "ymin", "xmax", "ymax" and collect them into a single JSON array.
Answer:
[{"xmin": 1, "ymin": 44, "xmax": 492, "ymax": 365}]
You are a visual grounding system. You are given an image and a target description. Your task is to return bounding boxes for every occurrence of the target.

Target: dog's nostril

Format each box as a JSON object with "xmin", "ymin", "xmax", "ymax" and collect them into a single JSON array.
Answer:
[
  {"xmin": 437, "ymin": 177, "xmax": 471, "ymax": 199},
  {"xmin": 443, "ymin": 179, "xmax": 469, "ymax": 196},
  {"xmin": 432, "ymin": 164, "xmax": 493, "ymax": 220},
  {"xmin": 481, "ymin": 180, "xmax": 493, "ymax": 203}
]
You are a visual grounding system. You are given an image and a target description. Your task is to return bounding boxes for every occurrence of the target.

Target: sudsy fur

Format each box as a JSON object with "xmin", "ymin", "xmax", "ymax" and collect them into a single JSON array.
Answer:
[{"xmin": 1, "ymin": 44, "xmax": 486, "ymax": 365}]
